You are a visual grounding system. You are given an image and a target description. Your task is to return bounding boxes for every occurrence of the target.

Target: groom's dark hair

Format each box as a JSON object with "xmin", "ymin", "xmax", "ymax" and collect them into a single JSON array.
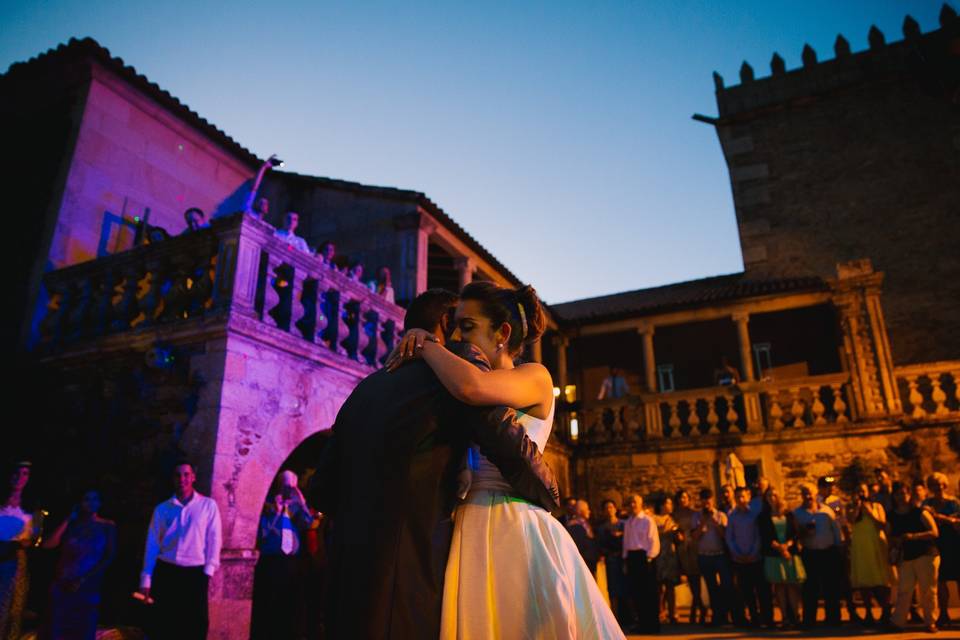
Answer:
[{"xmin": 404, "ymin": 288, "xmax": 459, "ymax": 333}]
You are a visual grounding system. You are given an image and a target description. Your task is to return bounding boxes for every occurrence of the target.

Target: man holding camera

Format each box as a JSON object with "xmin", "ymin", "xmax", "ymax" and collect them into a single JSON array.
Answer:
[{"xmin": 793, "ymin": 482, "xmax": 842, "ymax": 627}]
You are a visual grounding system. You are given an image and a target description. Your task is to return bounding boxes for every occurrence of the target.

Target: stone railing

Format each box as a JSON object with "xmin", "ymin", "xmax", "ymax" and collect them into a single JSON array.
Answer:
[
  {"xmin": 895, "ymin": 362, "xmax": 960, "ymax": 421},
  {"xmin": 659, "ymin": 386, "xmax": 748, "ymax": 438},
  {"xmin": 37, "ymin": 213, "xmax": 405, "ymax": 368},
  {"xmin": 579, "ymin": 372, "xmax": 855, "ymax": 444},
  {"xmin": 756, "ymin": 372, "xmax": 852, "ymax": 431}
]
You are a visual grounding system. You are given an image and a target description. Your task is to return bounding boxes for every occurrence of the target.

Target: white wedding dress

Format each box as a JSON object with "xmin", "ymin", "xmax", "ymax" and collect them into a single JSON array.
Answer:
[{"xmin": 440, "ymin": 400, "xmax": 626, "ymax": 639}]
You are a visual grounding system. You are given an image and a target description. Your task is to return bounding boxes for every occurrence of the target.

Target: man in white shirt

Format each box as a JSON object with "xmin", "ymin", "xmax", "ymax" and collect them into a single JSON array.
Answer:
[
  {"xmin": 139, "ymin": 461, "xmax": 222, "ymax": 640},
  {"xmin": 273, "ymin": 211, "xmax": 311, "ymax": 254},
  {"xmin": 621, "ymin": 494, "xmax": 659, "ymax": 634},
  {"xmin": 597, "ymin": 367, "xmax": 629, "ymax": 400}
]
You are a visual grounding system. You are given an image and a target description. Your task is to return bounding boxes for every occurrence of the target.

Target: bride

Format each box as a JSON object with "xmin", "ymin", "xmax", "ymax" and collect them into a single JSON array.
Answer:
[{"xmin": 391, "ymin": 281, "xmax": 624, "ymax": 639}]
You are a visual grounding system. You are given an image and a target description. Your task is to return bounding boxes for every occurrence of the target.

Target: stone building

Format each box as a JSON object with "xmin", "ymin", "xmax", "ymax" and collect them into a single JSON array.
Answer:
[
  {"xmin": 2, "ymin": 37, "xmax": 564, "ymax": 639},
  {"xmin": 545, "ymin": 7, "xmax": 960, "ymax": 509},
  {"xmin": 3, "ymin": 6, "xmax": 958, "ymax": 638}
]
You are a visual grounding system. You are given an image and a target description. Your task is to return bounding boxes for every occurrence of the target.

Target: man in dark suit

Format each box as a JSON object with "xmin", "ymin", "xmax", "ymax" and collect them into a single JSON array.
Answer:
[{"xmin": 308, "ymin": 289, "xmax": 559, "ymax": 640}]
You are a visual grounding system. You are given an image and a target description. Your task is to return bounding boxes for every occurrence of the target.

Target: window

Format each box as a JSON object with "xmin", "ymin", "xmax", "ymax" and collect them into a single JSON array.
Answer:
[
  {"xmin": 753, "ymin": 343, "xmax": 772, "ymax": 379},
  {"xmin": 656, "ymin": 364, "xmax": 675, "ymax": 392}
]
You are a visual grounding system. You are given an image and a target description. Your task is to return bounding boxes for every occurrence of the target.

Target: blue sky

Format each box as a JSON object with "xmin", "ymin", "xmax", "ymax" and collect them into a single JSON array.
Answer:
[{"xmin": 1, "ymin": 1, "xmax": 947, "ymax": 303}]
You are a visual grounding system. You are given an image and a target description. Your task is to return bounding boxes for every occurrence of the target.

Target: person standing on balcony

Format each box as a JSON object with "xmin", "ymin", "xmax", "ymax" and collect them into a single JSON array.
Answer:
[
  {"xmin": 794, "ymin": 482, "xmax": 842, "ymax": 627},
  {"xmin": 924, "ymin": 472, "xmax": 959, "ymax": 629},
  {"xmin": 375, "ymin": 266, "xmax": 395, "ymax": 303},
  {"xmin": 318, "ymin": 241, "xmax": 338, "ymax": 269},
  {"xmin": 138, "ymin": 460, "xmax": 222, "ymax": 640},
  {"xmin": 597, "ymin": 367, "xmax": 629, "ymax": 400},
  {"xmin": 714, "ymin": 356, "xmax": 741, "ymax": 386},
  {"xmin": 181, "ymin": 207, "xmax": 209, "ymax": 234},
  {"xmin": 250, "ymin": 197, "xmax": 269, "ymax": 221},
  {"xmin": 274, "ymin": 212, "xmax": 311, "ymax": 254}
]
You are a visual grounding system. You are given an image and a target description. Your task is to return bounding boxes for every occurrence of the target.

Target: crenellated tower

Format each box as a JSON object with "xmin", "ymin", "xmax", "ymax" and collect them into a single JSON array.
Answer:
[{"xmin": 703, "ymin": 5, "xmax": 960, "ymax": 365}]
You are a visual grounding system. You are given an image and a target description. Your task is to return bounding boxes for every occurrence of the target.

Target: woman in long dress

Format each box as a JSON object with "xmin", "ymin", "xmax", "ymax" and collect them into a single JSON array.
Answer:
[{"xmin": 392, "ymin": 281, "xmax": 624, "ymax": 639}]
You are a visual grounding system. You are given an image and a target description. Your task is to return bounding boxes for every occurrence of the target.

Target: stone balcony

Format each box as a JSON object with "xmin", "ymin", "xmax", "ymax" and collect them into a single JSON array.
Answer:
[
  {"xmin": 35, "ymin": 212, "xmax": 405, "ymax": 372},
  {"xmin": 575, "ymin": 366, "xmax": 960, "ymax": 452}
]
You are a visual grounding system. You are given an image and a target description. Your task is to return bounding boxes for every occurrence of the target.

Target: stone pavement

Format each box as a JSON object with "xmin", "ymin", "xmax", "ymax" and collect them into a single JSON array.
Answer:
[{"xmin": 625, "ymin": 606, "xmax": 960, "ymax": 639}]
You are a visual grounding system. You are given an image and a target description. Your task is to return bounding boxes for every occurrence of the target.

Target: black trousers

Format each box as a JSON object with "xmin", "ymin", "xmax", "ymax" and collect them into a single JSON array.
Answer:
[
  {"xmin": 151, "ymin": 561, "xmax": 209, "ymax": 640},
  {"xmin": 801, "ymin": 548, "xmax": 841, "ymax": 625},
  {"xmin": 250, "ymin": 553, "xmax": 302, "ymax": 640},
  {"xmin": 731, "ymin": 560, "xmax": 772, "ymax": 625},
  {"xmin": 626, "ymin": 550, "xmax": 660, "ymax": 633}
]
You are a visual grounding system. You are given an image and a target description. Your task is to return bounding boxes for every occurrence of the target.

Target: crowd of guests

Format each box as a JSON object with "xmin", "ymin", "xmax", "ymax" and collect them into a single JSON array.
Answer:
[
  {"xmin": 560, "ymin": 470, "xmax": 960, "ymax": 635},
  {"xmin": 6, "ymin": 453, "xmax": 957, "ymax": 638},
  {"xmin": 0, "ymin": 459, "xmax": 326, "ymax": 640}
]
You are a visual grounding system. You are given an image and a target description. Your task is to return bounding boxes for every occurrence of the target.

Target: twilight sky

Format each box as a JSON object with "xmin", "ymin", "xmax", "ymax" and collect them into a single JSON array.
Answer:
[{"xmin": 0, "ymin": 0, "xmax": 947, "ymax": 304}]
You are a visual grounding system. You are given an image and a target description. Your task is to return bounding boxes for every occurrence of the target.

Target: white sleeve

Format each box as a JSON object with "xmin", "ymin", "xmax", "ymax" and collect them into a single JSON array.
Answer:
[
  {"xmin": 140, "ymin": 506, "xmax": 162, "ymax": 589},
  {"xmin": 647, "ymin": 518, "xmax": 661, "ymax": 560},
  {"xmin": 204, "ymin": 500, "xmax": 223, "ymax": 577}
]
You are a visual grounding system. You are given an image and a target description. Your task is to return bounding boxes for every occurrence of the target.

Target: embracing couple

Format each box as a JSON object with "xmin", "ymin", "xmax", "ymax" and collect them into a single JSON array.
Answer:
[{"xmin": 308, "ymin": 281, "xmax": 623, "ymax": 639}]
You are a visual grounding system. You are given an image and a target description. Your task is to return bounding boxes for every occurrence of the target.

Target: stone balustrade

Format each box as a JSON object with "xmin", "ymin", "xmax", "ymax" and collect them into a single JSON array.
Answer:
[
  {"xmin": 37, "ymin": 213, "xmax": 405, "ymax": 369},
  {"xmin": 579, "ymin": 372, "xmax": 855, "ymax": 444},
  {"xmin": 756, "ymin": 372, "xmax": 852, "ymax": 430},
  {"xmin": 895, "ymin": 362, "xmax": 960, "ymax": 420},
  {"xmin": 659, "ymin": 386, "xmax": 747, "ymax": 438}
]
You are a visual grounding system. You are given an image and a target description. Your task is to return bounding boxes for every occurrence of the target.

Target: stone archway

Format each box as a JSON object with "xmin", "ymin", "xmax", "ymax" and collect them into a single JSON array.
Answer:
[{"xmin": 205, "ymin": 332, "xmax": 367, "ymax": 639}]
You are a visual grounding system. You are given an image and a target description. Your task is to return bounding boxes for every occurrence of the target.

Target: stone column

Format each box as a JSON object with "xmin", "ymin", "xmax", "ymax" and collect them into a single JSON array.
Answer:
[
  {"xmin": 453, "ymin": 255, "xmax": 475, "ymax": 292},
  {"xmin": 637, "ymin": 325, "xmax": 663, "ymax": 438},
  {"xmin": 553, "ymin": 335, "xmax": 569, "ymax": 390},
  {"xmin": 830, "ymin": 260, "xmax": 900, "ymax": 419},
  {"xmin": 731, "ymin": 311, "xmax": 763, "ymax": 432},
  {"xmin": 393, "ymin": 212, "xmax": 436, "ymax": 302},
  {"xmin": 732, "ymin": 312, "xmax": 756, "ymax": 382},
  {"xmin": 639, "ymin": 325, "xmax": 656, "ymax": 392},
  {"xmin": 530, "ymin": 338, "xmax": 542, "ymax": 363}
]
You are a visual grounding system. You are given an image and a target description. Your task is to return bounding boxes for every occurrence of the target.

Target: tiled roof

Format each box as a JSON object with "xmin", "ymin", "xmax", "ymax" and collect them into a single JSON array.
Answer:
[
  {"xmin": 2, "ymin": 37, "xmax": 526, "ymax": 290},
  {"xmin": 2, "ymin": 37, "xmax": 262, "ymax": 169},
  {"xmin": 551, "ymin": 272, "xmax": 828, "ymax": 325}
]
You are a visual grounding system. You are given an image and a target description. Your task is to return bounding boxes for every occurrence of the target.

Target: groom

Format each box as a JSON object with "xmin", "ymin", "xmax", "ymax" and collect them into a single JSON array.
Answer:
[{"xmin": 307, "ymin": 289, "xmax": 560, "ymax": 639}]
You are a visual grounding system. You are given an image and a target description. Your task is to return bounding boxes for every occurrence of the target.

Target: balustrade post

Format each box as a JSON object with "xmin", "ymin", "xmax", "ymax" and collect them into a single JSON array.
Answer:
[
  {"xmin": 741, "ymin": 388, "xmax": 764, "ymax": 433},
  {"xmin": 789, "ymin": 387, "xmax": 806, "ymax": 427},
  {"xmin": 831, "ymin": 383, "xmax": 849, "ymax": 423},
  {"xmin": 930, "ymin": 375, "xmax": 949, "ymax": 416},
  {"xmin": 642, "ymin": 397, "xmax": 663, "ymax": 439},
  {"xmin": 111, "ymin": 264, "xmax": 142, "ymax": 332}
]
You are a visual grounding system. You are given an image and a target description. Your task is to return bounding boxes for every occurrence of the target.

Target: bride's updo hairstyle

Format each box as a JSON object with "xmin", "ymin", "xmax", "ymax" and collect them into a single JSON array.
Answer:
[{"xmin": 460, "ymin": 281, "xmax": 546, "ymax": 357}]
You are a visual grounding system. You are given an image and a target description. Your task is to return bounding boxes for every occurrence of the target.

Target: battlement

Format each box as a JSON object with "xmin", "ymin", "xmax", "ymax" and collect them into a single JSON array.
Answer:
[{"xmin": 714, "ymin": 3, "xmax": 959, "ymax": 119}]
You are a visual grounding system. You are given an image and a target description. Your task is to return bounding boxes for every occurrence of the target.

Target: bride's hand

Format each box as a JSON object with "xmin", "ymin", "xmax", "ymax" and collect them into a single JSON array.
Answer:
[{"xmin": 385, "ymin": 329, "xmax": 438, "ymax": 371}]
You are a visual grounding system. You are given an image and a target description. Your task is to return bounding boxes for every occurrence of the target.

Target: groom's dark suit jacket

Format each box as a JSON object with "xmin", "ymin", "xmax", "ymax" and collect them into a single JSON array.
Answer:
[{"xmin": 307, "ymin": 342, "xmax": 559, "ymax": 640}]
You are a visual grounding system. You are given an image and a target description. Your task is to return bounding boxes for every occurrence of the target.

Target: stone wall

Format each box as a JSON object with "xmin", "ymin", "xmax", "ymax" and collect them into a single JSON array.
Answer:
[
  {"xmin": 206, "ymin": 330, "xmax": 362, "ymax": 639},
  {"xmin": 576, "ymin": 423, "xmax": 960, "ymax": 509},
  {"xmin": 714, "ymin": 20, "xmax": 960, "ymax": 365},
  {"xmin": 51, "ymin": 67, "xmax": 256, "ymax": 269}
]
